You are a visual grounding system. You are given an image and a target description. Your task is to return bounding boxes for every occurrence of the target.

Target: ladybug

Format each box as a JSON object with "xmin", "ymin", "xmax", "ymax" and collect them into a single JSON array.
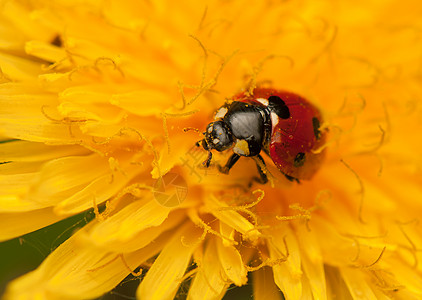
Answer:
[{"xmin": 197, "ymin": 88, "xmax": 326, "ymax": 183}]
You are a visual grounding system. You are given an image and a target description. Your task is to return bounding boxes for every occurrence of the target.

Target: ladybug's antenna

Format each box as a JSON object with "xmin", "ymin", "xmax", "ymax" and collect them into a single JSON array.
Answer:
[{"xmin": 184, "ymin": 127, "xmax": 200, "ymax": 133}]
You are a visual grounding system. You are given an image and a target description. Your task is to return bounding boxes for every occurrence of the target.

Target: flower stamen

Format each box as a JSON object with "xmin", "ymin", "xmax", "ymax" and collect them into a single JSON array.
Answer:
[
  {"xmin": 179, "ymin": 267, "xmax": 198, "ymax": 283},
  {"xmin": 119, "ymin": 254, "xmax": 142, "ymax": 277},
  {"xmin": 353, "ymin": 246, "xmax": 387, "ymax": 269},
  {"xmin": 215, "ymin": 190, "xmax": 264, "ymax": 226},
  {"xmin": 92, "ymin": 195, "xmax": 104, "ymax": 221},
  {"xmin": 100, "ymin": 183, "xmax": 154, "ymax": 219},
  {"xmin": 87, "ymin": 255, "xmax": 120, "ymax": 273},
  {"xmin": 94, "ymin": 57, "xmax": 125, "ymax": 78},
  {"xmin": 245, "ymin": 257, "xmax": 287, "ymax": 272},
  {"xmin": 187, "ymin": 208, "xmax": 237, "ymax": 246},
  {"xmin": 396, "ymin": 219, "xmax": 419, "ymax": 268},
  {"xmin": 245, "ymin": 55, "xmax": 294, "ymax": 96},
  {"xmin": 340, "ymin": 159, "xmax": 366, "ymax": 224},
  {"xmin": 161, "ymin": 113, "xmax": 171, "ymax": 154},
  {"xmin": 308, "ymin": 25, "xmax": 338, "ymax": 65}
]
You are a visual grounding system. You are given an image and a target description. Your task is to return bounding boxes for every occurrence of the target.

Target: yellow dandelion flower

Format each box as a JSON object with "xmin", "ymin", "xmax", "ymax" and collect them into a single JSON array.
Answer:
[{"xmin": 1, "ymin": 0, "xmax": 422, "ymax": 299}]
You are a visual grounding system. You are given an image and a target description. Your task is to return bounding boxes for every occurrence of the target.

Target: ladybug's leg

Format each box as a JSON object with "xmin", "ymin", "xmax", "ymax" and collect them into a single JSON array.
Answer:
[
  {"xmin": 203, "ymin": 151, "xmax": 213, "ymax": 168},
  {"xmin": 218, "ymin": 153, "xmax": 240, "ymax": 174},
  {"xmin": 252, "ymin": 154, "xmax": 268, "ymax": 184},
  {"xmin": 284, "ymin": 174, "xmax": 300, "ymax": 183}
]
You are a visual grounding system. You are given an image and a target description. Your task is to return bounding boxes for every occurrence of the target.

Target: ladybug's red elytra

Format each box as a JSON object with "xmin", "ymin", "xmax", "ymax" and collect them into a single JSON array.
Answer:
[{"xmin": 197, "ymin": 88, "xmax": 327, "ymax": 183}]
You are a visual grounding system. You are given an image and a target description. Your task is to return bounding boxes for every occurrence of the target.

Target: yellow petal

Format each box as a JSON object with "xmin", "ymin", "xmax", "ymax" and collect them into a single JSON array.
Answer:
[
  {"xmin": 101, "ymin": 0, "xmax": 150, "ymax": 31},
  {"xmin": 38, "ymin": 72, "xmax": 79, "ymax": 91},
  {"xmin": 54, "ymin": 168, "xmax": 137, "ymax": 214},
  {"xmin": 311, "ymin": 217, "xmax": 358, "ymax": 266},
  {"xmin": 207, "ymin": 195, "xmax": 261, "ymax": 241},
  {"xmin": 340, "ymin": 267, "xmax": 377, "ymax": 299},
  {"xmin": 295, "ymin": 224, "xmax": 327, "ymax": 299},
  {"xmin": 60, "ymin": 86, "xmax": 113, "ymax": 105},
  {"xmin": 0, "ymin": 17, "xmax": 26, "ymax": 50},
  {"xmin": 152, "ymin": 132, "xmax": 196, "ymax": 179},
  {"xmin": 29, "ymin": 154, "xmax": 111, "ymax": 206},
  {"xmin": 4, "ymin": 223, "xmax": 169, "ymax": 300},
  {"xmin": 219, "ymin": 221, "xmax": 236, "ymax": 247},
  {"xmin": 271, "ymin": 262, "xmax": 302, "ymax": 300},
  {"xmin": 0, "ymin": 172, "xmax": 41, "ymax": 211},
  {"xmin": 119, "ymin": 54, "xmax": 179, "ymax": 86},
  {"xmin": 2, "ymin": 1, "xmax": 54, "ymax": 42},
  {"xmin": 85, "ymin": 209, "xmax": 186, "ymax": 252},
  {"xmin": 386, "ymin": 258, "xmax": 422, "ymax": 295},
  {"xmin": 137, "ymin": 221, "xmax": 202, "ymax": 300},
  {"xmin": 325, "ymin": 265, "xmax": 353, "ymax": 300},
  {"xmin": 90, "ymin": 198, "xmax": 170, "ymax": 245},
  {"xmin": 0, "ymin": 140, "xmax": 89, "ymax": 162},
  {"xmin": 215, "ymin": 237, "xmax": 247, "ymax": 286},
  {"xmin": 25, "ymin": 40, "xmax": 67, "ymax": 63},
  {"xmin": 0, "ymin": 142, "xmax": 91, "ymax": 212},
  {"xmin": 0, "ymin": 51, "xmax": 42, "ymax": 80},
  {"xmin": 300, "ymin": 275, "xmax": 315, "ymax": 300},
  {"xmin": 0, "ymin": 84, "xmax": 77, "ymax": 142},
  {"xmin": 0, "ymin": 207, "xmax": 64, "ymax": 242},
  {"xmin": 64, "ymin": 36, "xmax": 119, "ymax": 63},
  {"xmin": 187, "ymin": 238, "xmax": 229, "ymax": 300},
  {"xmin": 0, "ymin": 162, "xmax": 46, "ymax": 212},
  {"xmin": 271, "ymin": 225, "xmax": 302, "ymax": 278},
  {"xmin": 372, "ymin": 288, "xmax": 396, "ymax": 300},
  {"xmin": 269, "ymin": 225, "xmax": 302, "ymax": 300},
  {"xmin": 253, "ymin": 267, "xmax": 284, "ymax": 300},
  {"xmin": 110, "ymin": 90, "xmax": 174, "ymax": 117}
]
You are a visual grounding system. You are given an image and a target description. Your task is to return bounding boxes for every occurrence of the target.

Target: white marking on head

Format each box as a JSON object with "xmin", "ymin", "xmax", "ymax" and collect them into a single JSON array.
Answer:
[
  {"xmin": 213, "ymin": 138, "xmax": 220, "ymax": 144},
  {"xmin": 208, "ymin": 126, "xmax": 213, "ymax": 133},
  {"xmin": 214, "ymin": 107, "xmax": 228, "ymax": 120},
  {"xmin": 271, "ymin": 112, "xmax": 279, "ymax": 130},
  {"xmin": 256, "ymin": 98, "xmax": 269, "ymax": 106}
]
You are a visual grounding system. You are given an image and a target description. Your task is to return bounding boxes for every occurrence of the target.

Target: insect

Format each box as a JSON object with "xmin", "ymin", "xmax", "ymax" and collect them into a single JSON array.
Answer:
[{"xmin": 196, "ymin": 88, "xmax": 326, "ymax": 183}]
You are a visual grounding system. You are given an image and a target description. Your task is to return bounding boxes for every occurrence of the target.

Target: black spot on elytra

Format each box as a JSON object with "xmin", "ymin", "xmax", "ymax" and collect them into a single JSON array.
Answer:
[
  {"xmin": 268, "ymin": 95, "xmax": 290, "ymax": 119},
  {"xmin": 312, "ymin": 117, "xmax": 321, "ymax": 140},
  {"xmin": 294, "ymin": 152, "xmax": 306, "ymax": 167},
  {"xmin": 51, "ymin": 35, "xmax": 62, "ymax": 47}
]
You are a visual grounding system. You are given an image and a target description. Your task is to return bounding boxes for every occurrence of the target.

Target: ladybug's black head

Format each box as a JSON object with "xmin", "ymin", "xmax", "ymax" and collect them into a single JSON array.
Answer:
[
  {"xmin": 197, "ymin": 120, "xmax": 234, "ymax": 167},
  {"xmin": 203, "ymin": 121, "xmax": 234, "ymax": 152}
]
